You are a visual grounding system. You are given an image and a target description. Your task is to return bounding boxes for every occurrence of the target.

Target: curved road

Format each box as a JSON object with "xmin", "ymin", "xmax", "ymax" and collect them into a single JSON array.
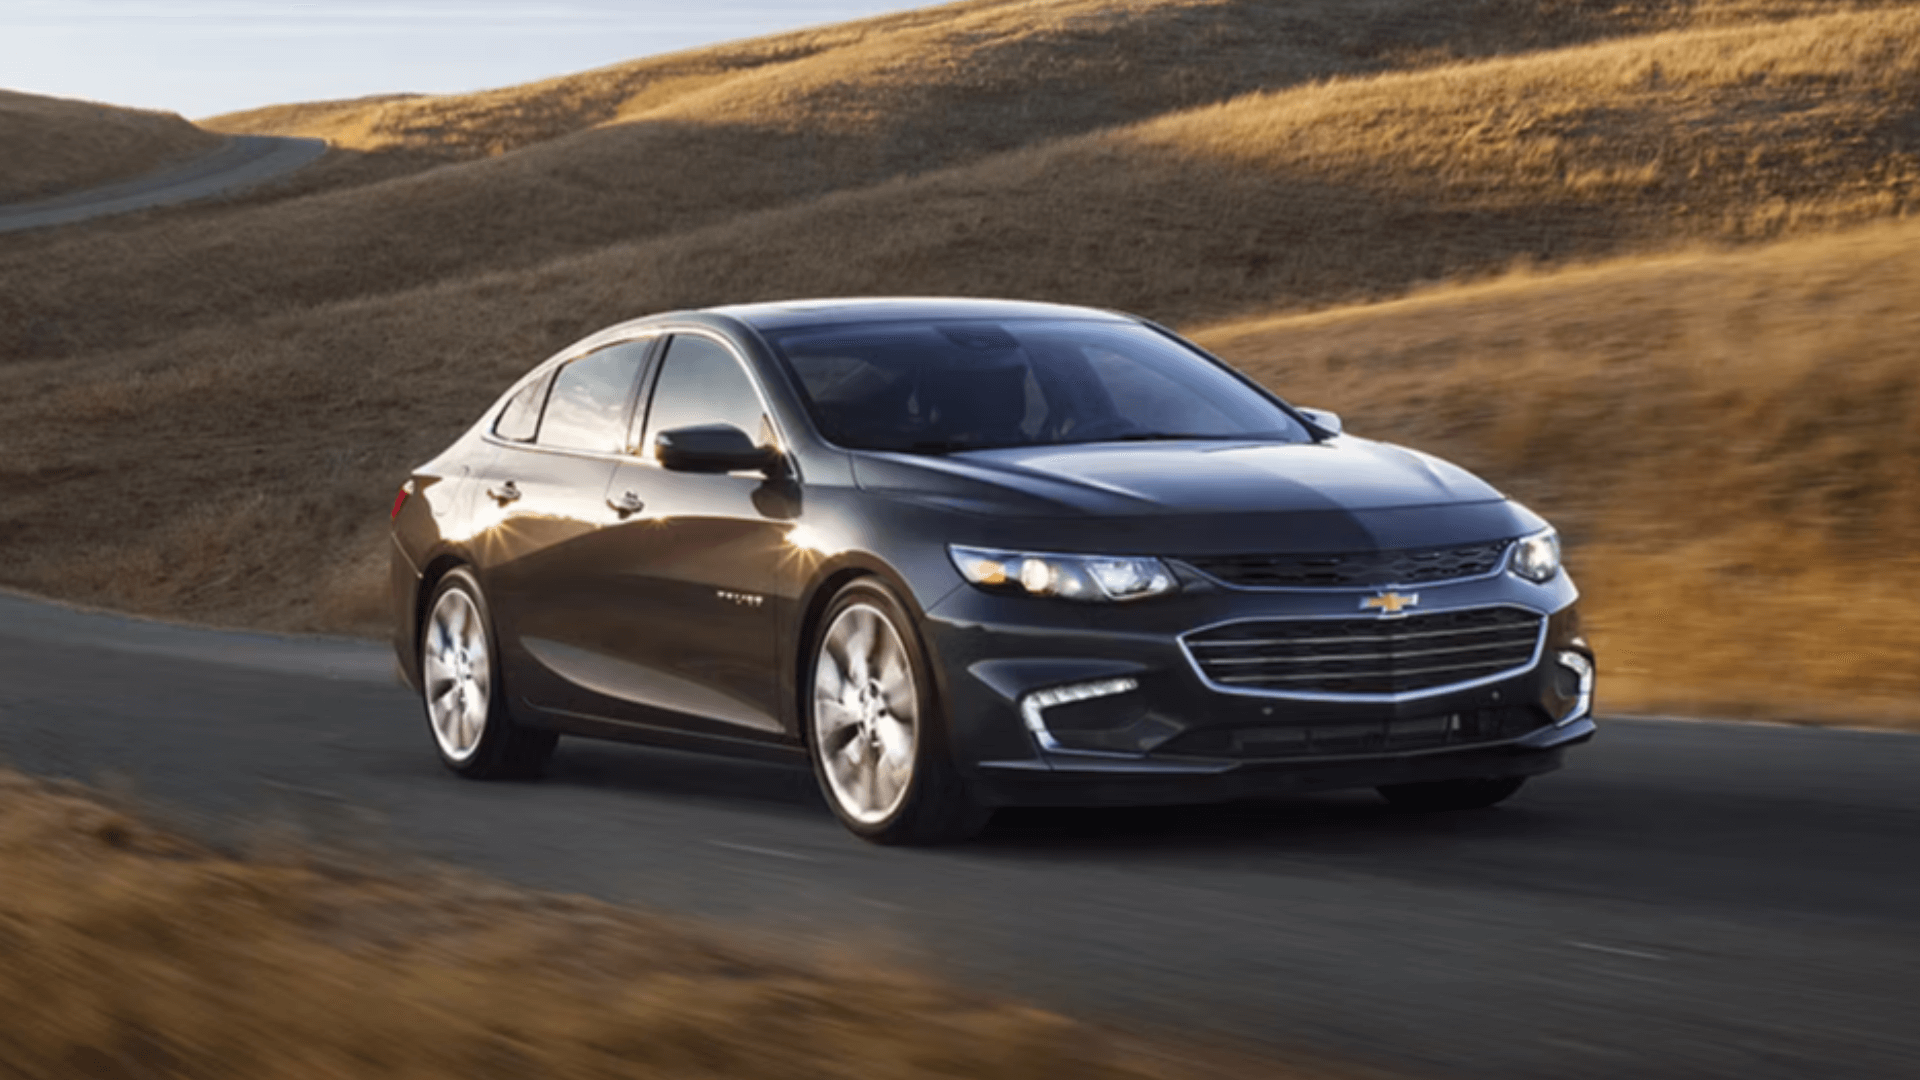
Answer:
[
  {"xmin": 1, "ymin": 589, "xmax": 1914, "ymax": 1079},
  {"xmin": 0, "ymin": 134, "xmax": 326, "ymax": 233}
]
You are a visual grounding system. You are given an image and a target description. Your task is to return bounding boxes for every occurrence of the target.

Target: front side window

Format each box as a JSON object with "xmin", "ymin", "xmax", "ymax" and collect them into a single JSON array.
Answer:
[
  {"xmin": 767, "ymin": 318, "xmax": 1309, "ymax": 453},
  {"xmin": 535, "ymin": 340, "xmax": 652, "ymax": 453},
  {"xmin": 644, "ymin": 334, "xmax": 770, "ymax": 448}
]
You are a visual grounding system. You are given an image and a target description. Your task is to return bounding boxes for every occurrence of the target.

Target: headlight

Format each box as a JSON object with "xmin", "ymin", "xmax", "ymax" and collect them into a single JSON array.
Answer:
[
  {"xmin": 1509, "ymin": 528, "xmax": 1562, "ymax": 583},
  {"xmin": 949, "ymin": 546, "xmax": 1178, "ymax": 602}
]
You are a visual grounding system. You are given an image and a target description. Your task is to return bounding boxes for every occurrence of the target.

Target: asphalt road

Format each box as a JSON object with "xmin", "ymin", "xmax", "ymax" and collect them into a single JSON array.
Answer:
[
  {"xmin": 0, "ymin": 134, "xmax": 327, "ymax": 233},
  {"xmin": 1, "ymin": 589, "xmax": 1915, "ymax": 1080}
]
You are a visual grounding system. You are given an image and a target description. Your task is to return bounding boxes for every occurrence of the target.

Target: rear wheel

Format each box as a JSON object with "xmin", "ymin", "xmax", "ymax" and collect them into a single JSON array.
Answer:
[
  {"xmin": 807, "ymin": 579, "xmax": 989, "ymax": 845},
  {"xmin": 420, "ymin": 568, "xmax": 556, "ymax": 779},
  {"xmin": 1378, "ymin": 776, "xmax": 1526, "ymax": 812}
]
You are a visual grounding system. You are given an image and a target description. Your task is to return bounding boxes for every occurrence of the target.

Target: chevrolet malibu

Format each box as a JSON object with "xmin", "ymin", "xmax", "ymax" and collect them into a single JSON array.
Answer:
[{"xmin": 389, "ymin": 298, "xmax": 1595, "ymax": 844}]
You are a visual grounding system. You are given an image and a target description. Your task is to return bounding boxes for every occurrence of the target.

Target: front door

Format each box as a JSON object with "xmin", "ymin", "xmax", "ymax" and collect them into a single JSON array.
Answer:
[{"xmin": 581, "ymin": 332, "xmax": 792, "ymax": 741}]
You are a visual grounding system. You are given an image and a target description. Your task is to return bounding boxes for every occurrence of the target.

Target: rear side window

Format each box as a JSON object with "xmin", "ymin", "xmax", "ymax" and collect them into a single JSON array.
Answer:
[
  {"xmin": 536, "ymin": 341, "xmax": 652, "ymax": 453},
  {"xmin": 492, "ymin": 374, "xmax": 549, "ymax": 442}
]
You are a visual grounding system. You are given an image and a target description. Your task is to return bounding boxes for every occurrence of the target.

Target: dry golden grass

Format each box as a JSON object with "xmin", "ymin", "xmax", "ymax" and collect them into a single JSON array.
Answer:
[
  {"xmin": 207, "ymin": 0, "xmax": 1901, "ymax": 158},
  {"xmin": 0, "ymin": 768, "xmax": 1307, "ymax": 1079},
  {"xmin": 1194, "ymin": 218, "xmax": 1920, "ymax": 726},
  {"xmin": 0, "ymin": 91, "xmax": 222, "ymax": 203},
  {"xmin": 571, "ymin": 4, "xmax": 1917, "ymax": 321},
  {"xmin": 1, "ymin": 1, "xmax": 1916, "ymax": 726}
]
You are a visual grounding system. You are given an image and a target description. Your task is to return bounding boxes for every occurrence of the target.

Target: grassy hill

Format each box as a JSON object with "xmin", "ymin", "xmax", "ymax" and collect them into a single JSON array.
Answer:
[
  {"xmin": 207, "ymin": 0, "xmax": 1820, "ymax": 158},
  {"xmin": 0, "ymin": 91, "xmax": 221, "ymax": 203},
  {"xmin": 1, "ymin": 0, "xmax": 1915, "ymax": 724},
  {"xmin": 13, "ymin": 0, "xmax": 1902, "ymax": 362}
]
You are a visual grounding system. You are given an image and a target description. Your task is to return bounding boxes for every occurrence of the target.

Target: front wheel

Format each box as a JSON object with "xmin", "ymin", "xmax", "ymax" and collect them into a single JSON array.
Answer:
[
  {"xmin": 806, "ymin": 579, "xmax": 989, "ymax": 845},
  {"xmin": 419, "ymin": 568, "xmax": 556, "ymax": 779},
  {"xmin": 1377, "ymin": 776, "xmax": 1526, "ymax": 812}
]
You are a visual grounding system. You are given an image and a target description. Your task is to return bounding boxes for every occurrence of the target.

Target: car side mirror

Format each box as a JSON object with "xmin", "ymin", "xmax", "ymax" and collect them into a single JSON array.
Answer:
[
  {"xmin": 1296, "ymin": 407, "xmax": 1343, "ymax": 435},
  {"xmin": 655, "ymin": 423, "xmax": 781, "ymax": 474}
]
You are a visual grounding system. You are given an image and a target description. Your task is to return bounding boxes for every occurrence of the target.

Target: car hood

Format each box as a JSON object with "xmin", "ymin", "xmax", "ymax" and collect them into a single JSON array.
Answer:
[{"xmin": 852, "ymin": 437, "xmax": 1535, "ymax": 555}]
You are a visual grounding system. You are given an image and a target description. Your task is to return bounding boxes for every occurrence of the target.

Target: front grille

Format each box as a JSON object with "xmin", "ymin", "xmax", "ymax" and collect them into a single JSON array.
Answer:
[
  {"xmin": 1183, "ymin": 540, "xmax": 1512, "ymax": 589},
  {"xmin": 1153, "ymin": 705, "xmax": 1551, "ymax": 761},
  {"xmin": 1184, "ymin": 606, "xmax": 1543, "ymax": 696}
]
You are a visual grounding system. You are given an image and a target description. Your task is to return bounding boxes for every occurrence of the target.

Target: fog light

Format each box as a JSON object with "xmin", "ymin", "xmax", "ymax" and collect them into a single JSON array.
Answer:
[
  {"xmin": 1555, "ymin": 651, "xmax": 1594, "ymax": 725},
  {"xmin": 1020, "ymin": 677, "xmax": 1140, "ymax": 752}
]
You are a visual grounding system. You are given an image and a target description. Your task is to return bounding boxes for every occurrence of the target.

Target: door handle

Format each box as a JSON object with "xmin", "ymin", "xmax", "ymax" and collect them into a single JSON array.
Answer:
[
  {"xmin": 487, "ymin": 480, "xmax": 522, "ymax": 505},
  {"xmin": 607, "ymin": 491, "xmax": 645, "ymax": 518}
]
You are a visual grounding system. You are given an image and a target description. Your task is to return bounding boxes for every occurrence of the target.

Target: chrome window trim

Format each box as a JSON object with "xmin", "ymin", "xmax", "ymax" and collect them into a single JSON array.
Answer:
[
  {"xmin": 477, "ymin": 326, "xmax": 799, "ymax": 480},
  {"xmin": 1177, "ymin": 603, "xmax": 1549, "ymax": 704},
  {"xmin": 1176, "ymin": 539, "xmax": 1517, "ymax": 593},
  {"xmin": 476, "ymin": 435, "xmax": 637, "ymax": 466}
]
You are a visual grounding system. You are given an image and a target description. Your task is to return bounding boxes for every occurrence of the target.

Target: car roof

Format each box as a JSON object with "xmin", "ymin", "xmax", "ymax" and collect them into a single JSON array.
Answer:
[{"xmin": 702, "ymin": 296, "xmax": 1140, "ymax": 333}]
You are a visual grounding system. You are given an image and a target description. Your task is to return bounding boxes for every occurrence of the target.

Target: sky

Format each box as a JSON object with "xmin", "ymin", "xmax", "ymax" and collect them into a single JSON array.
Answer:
[{"xmin": 0, "ymin": 1, "xmax": 934, "ymax": 119}]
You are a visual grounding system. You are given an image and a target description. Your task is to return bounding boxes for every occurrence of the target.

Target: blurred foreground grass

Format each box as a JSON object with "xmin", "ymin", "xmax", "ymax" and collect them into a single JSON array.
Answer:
[{"xmin": 0, "ymin": 768, "xmax": 1307, "ymax": 1080}]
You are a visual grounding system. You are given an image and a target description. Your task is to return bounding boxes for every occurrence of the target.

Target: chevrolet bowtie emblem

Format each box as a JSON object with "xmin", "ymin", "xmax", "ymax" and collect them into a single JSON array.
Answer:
[{"xmin": 1362, "ymin": 591, "xmax": 1420, "ymax": 616}]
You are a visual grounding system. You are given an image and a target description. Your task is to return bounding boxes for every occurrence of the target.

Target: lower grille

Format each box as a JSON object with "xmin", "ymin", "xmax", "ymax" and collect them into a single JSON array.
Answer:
[
  {"xmin": 1153, "ymin": 706, "xmax": 1551, "ymax": 761},
  {"xmin": 1184, "ymin": 606, "xmax": 1544, "ymax": 696}
]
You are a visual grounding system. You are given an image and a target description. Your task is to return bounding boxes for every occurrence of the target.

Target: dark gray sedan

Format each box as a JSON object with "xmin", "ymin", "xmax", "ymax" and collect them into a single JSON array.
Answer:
[{"xmin": 389, "ymin": 298, "xmax": 1594, "ymax": 844}]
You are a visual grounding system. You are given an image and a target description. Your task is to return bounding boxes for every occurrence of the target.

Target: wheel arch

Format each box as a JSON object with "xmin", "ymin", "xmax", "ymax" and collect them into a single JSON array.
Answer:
[
  {"xmin": 791, "ymin": 556, "xmax": 956, "ymax": 755},
  {"xmin": 792, "ymin": 564, "xmax": 874, "ymax": 748},
  {"xmin": 411, "ymin": 551, "xmax": 472, "ymax": 679}
]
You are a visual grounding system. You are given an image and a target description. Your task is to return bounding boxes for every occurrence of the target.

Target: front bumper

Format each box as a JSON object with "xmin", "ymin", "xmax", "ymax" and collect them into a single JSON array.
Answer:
[{"xmin": 920, "ymin": 562, "xmax": 1593, "ymax": 808}]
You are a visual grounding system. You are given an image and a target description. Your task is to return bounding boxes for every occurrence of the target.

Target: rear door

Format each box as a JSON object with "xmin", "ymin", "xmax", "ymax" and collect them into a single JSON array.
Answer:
[{"xmin": 474, "ymin": 338, "xmax": 656, "ymax": 714}]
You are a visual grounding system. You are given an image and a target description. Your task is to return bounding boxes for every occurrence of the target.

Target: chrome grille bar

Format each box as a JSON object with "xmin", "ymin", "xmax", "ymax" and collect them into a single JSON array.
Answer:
[
  {"xmin": 1188, "ymin": 624, "xmax": 1536, "ymax": 649},
  {"xmin": 1182, "ymin": 606, "xmax": 1547, "ymax": 700},
  {"xmin": 1202, "ymin": 638, "xmax": 1535, "ymax": 666}
]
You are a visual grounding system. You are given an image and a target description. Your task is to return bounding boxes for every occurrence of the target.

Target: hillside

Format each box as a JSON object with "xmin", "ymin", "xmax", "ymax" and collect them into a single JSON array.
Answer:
[
  {"xmin": 12, "ymin": 0, "xmax": 1906, "ymax": 364},
  {"xmin": 0, "ymin": 91, "xmax": 222, "ymax": 203},
  {"xmin": 206, "ymin": 0, "xmax": 1818, "ymax": 158},
  {"xmin": 0, "ymin": 0, "xmax": 1915, "ymax": 724}
]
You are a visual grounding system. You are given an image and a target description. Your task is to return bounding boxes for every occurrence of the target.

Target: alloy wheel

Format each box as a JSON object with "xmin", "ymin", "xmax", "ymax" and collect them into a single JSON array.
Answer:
[
  {"xmin": 812, "ymin": 602, "xmax": 919, "ymax": 824},
  {"xmin": 423, "ymin": 587, "xmax": 491, "ymax": 762}
]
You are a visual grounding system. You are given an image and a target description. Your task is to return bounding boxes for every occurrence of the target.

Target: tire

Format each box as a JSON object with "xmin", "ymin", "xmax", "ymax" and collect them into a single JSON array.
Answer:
[
  {"xmin": 419, "ymin": 567, "xmax": 557, "ymax": 780},
  {"xmin": 1377, "ymin": 776, "xmax": 1526, "ymax": 812},
  {"xmin": 805, "ymin": 578, "xmax": 990, "ymax": 845}
]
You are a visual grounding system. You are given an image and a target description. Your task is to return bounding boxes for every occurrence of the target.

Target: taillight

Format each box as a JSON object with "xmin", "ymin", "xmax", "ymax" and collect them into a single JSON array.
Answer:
[{"xmin": 391, "ymin": 482, "xmax": 412, "ymax": 520}]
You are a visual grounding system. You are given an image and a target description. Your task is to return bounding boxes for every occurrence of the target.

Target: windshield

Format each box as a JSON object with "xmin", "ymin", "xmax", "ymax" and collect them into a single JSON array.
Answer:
[{"xmin": 766, "ymin": 318, "xmax": 1311, "ymax": 453}]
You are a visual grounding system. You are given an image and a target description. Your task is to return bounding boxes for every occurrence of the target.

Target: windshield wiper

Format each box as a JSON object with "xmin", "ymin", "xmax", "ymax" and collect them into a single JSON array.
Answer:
[
  {"xmin": 1073, "ymin": 432, "xmax": 1247, "ymax": 444},
  {"xmin": 889, "ymin": 440, "xmax": 1000, "ymax": 455},
  {"xmin": 887, "ymin": 433, "xmax": 1262, "ymax": 454}
]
